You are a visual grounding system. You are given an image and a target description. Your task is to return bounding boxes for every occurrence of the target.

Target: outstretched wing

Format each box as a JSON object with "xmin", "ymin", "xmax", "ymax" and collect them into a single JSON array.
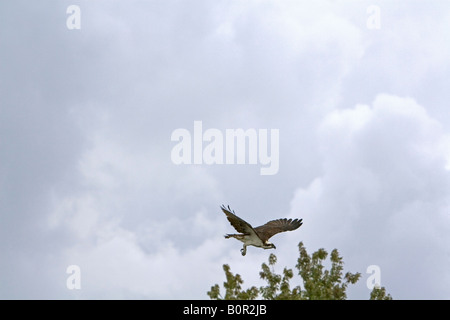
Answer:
[
  {"xmin": 221, "ymin": 205, "xmax": 258, "ymax": 237},
  {"xmin": 254, "ymin": 218, "xmax": 303, "ymax": 242}
]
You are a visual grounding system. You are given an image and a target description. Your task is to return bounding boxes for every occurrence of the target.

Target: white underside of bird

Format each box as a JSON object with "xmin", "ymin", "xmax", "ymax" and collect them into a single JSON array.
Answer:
[
  {"xmin": 225, "ymin": 233, "xmax": 274, "ymax": 255},
  {"xmin": 221, "ymin": 204, "xmax": 302, "ymax": 256}
]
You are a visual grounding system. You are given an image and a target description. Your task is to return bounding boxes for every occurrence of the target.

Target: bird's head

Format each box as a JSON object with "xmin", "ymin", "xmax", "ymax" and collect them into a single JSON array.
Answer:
[{"xmin": 264, "ymin": 242, "xmax": 276, "ymax": 250}]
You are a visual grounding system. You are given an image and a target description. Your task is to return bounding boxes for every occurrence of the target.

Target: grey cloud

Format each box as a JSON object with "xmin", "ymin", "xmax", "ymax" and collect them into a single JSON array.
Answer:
[{"xmin": 1, "ymin": 0, "xmax": 450, "ymax": 299}]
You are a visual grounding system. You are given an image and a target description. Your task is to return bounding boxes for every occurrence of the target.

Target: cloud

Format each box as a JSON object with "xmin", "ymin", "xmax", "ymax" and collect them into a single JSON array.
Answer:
[
  {"xmin": 2, "ymin": 1, "xmax": 450, "ymax": 299},
  {"xmin": 43, "ymin": 126, "xmax": 229, "ymax": 298},
  {"xmin": 290, "ymin": 94, "xmax": 450, "ymax": 298},
  {"xmin": 60, "ymin": 216, "xmax": 230, "ymax": 299}
]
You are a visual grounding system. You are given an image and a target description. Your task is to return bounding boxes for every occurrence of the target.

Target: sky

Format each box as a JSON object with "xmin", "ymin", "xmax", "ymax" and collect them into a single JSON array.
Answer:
[{"xmin": 1, "ymin": 0, "xmax": 450, "ymax": 299}]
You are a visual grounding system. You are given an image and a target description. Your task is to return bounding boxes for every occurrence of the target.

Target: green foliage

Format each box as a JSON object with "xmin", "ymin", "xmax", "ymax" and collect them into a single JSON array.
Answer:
[
  {"xmin": 207, "ymin": 264, "xmax": 258, "ymax": 300},
  {"xmin": 258, "ymin": 253, "xmax": 302, "ymax": 300},
  {"xmin": 207, "ymin": 241, "xmax": 392, "ymax": 300},
  {"xmin": 296, "ymin": 242, "xmax": 361, "ymax": 299},
  {"xmin": 369, "ymin": 286, "xmax": 393, "ymax": 300}
]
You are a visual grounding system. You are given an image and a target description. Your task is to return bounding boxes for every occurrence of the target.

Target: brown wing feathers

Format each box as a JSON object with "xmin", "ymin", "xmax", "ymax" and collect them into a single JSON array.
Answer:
[
  {"xmin": 221, "ymin": 204, "xmax": 255, "ymax": 235},
  {"xmin": 253, "ymin": 218, "xmax": 303, "ymax": 242},
  {"xmin": 221, "ymin": 205, "xmax": 303, "ymax": 242}
]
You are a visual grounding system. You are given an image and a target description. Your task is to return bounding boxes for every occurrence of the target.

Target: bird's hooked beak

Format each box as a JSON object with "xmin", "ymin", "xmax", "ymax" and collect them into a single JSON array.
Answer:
[{"xmin": 272, "ymin": 244, "xmax": 276, "ymax": 249}]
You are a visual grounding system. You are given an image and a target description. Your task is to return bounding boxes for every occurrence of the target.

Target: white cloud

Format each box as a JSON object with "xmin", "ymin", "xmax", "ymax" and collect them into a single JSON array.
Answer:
[
  {"xmin": 51, "ymin": 185, "xmax": 230, "ymax": 299},
  {"xmin": 47, "ymin": 129, "xmax": 228, "ymax": 298},
  {"xmin": 290, "ymin": 94, "xmax": 450, "ymax": 298},
  {"xmin": 3, "ymin": 1, "xmax": 450, "ymax": 300}
]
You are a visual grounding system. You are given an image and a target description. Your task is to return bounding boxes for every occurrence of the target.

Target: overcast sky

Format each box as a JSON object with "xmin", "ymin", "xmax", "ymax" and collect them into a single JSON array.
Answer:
[{"xmin": 1, "ymin": 0, "xmax": 450, "ymax": 299}]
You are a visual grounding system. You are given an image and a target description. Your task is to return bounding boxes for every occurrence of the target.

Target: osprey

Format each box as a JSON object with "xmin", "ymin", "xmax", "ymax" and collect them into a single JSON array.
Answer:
[{"xmin": 221, "ymin": 205, "xmax": 303, "ymax": 256}]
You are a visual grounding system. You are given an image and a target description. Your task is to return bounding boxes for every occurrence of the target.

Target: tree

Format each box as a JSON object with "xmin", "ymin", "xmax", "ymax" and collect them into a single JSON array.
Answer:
[
  {"xmin": 207, "ymin": 241, "xmax": 392, "ymax": 300},
  {"xmin": 207, "ymin": 264, "xmax": 258, "ymax": 300},
  {"xmin": 370, "ymin": 286, "xmax": 393, "ymax": 300}
]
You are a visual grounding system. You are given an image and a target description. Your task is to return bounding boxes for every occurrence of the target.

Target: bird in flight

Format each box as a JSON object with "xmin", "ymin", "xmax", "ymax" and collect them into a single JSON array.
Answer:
[{"xmin": 221, "ymin": 205, "xmax": 303, "ymax": 256}]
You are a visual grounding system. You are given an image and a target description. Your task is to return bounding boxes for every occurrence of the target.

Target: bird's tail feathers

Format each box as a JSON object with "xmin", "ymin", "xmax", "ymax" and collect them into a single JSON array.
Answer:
[{"xmin": 224, "ymin": 233, "xmax": 244, "ymax": 240}]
